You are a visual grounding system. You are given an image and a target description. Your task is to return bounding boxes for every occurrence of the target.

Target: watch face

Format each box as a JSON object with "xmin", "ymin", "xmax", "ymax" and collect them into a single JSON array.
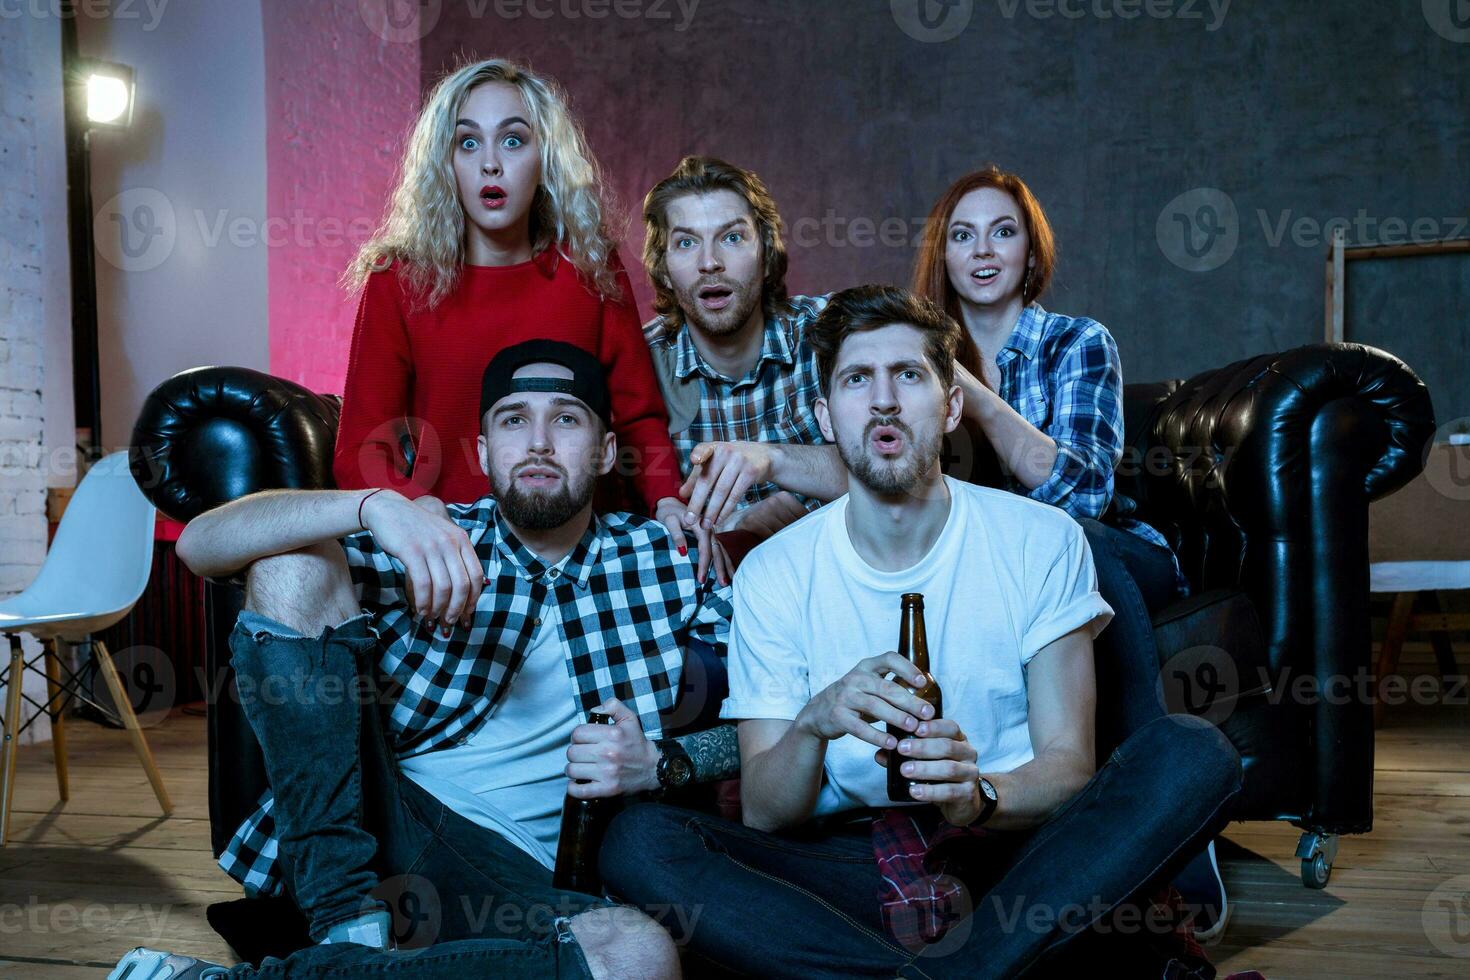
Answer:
[
  {"xmin": 669, "ymin": 757, "xmax": 693, "ymax": 786},
  {"xmin": 980, "ymin": 778, "xmax": 998, "ymax": 802}
]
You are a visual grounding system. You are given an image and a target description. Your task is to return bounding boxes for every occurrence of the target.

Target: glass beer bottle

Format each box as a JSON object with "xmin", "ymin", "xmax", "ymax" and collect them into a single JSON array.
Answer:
[
  {"xmin": 553, "ymin": 710, "xmax": 615, "ymax": 893},
  {"xmin": 887, "ymin": 593, "xmax": 942, "ymax": 803}
]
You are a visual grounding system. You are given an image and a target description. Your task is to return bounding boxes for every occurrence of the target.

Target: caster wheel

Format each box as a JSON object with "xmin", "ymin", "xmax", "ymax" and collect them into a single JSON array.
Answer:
[{"xmin": 1302, "ymin": 852, "xmax": 1331, "ymax": 888}]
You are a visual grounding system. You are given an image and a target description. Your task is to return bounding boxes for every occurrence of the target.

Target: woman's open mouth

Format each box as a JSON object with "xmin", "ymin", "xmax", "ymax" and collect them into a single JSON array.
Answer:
[
  {"xmin": 480, "ymin": 185, "xmax": 507, "ymax": 210},
  {"xmin": 971, "ymin": 266, "xmax": 1001, "ymax": 285}
]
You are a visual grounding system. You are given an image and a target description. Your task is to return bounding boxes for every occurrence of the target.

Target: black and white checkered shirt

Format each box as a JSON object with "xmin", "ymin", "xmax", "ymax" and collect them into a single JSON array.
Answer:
[{"xmin": 218, "ymin": 496, "xmax": 732, "ymax": 897}]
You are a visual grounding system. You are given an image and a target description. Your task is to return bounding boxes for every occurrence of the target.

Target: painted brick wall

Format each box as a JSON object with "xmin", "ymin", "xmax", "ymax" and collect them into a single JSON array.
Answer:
[
  {"xmin": 0, "ymin": 15, "xmax": 54, "ymax": 745},
  {"xmin": 262, "ymin": 0, "xmax": 422, "ymax": 397}
]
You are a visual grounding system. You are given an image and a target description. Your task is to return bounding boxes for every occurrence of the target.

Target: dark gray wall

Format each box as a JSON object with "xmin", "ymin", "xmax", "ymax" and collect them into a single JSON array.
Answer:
[{"xmin": 423, "ymin": 0, "xmax": 1469, "ymax": 402}]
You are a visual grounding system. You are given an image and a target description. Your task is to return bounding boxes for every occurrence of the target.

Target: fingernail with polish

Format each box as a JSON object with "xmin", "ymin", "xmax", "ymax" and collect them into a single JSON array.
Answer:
[{"xmin": 678, "ymin": 545, "xmax": 687, "ymax": 557}]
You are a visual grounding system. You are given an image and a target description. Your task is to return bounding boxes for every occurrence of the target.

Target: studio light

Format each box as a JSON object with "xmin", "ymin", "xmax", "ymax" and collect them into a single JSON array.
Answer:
[{"xmin": 81, "ymin": 60, "xmax": 134, "ymax": 130}]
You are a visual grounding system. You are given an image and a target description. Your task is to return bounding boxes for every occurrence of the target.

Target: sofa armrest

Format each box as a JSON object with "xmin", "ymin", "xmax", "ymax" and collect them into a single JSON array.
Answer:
[{"xmin": 129, "ymin": 366, "xmax": 342, "ymax": 523}]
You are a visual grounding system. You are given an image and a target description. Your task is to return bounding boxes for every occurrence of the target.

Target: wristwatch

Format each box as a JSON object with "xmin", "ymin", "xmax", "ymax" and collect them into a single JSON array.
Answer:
[
  {"xmin": 974, "ymin": 776, "xmax": 999, "ymax": 826},
  {"xmin": 655, "ymin": 738, "xmax": 694, "ymax": 794}
]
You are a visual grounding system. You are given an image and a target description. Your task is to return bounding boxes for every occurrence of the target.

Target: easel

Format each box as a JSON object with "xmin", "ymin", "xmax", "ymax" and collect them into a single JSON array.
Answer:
[
  {"xmin": 1324, "ymin": 228, "xmax": 1470, "ymax": 342},
  {"xmin": 1328, "ymin": 229, "xmax": 1470, "ymax": 724}
]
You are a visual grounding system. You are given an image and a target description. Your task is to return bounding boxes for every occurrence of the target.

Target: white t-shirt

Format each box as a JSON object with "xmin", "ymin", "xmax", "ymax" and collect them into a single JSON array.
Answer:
[
  {"xmin": 399, "ymin": 599, "xmax": 579, "ymax": 869},
  {"xmin": 721, "ymin": 477, "xmax": 1112, "ymax": 816}
]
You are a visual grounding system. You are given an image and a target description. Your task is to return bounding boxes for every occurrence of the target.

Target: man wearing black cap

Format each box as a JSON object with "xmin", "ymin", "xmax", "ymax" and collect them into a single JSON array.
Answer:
[{"xmin": 113, "ymin": 340, "xmax": 730, "ymax": 979}]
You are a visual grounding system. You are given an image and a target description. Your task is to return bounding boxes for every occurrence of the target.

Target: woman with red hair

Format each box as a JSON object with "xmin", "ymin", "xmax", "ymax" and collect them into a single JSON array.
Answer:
[{"xmin": 913, "ymin": 166, "xmax": 1228, "ymax": 940}]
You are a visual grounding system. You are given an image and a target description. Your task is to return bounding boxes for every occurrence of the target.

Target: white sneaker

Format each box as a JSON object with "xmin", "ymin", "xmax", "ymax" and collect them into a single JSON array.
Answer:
[{"xmin": 109, "ymin": 947, "xmax": 229, "ymax": 979}]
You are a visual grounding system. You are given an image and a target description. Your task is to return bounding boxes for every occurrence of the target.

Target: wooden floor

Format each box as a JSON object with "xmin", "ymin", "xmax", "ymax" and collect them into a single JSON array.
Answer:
[{"xmin": 2, "ymin": 648, "xmax": 1468, "ymax": 977}]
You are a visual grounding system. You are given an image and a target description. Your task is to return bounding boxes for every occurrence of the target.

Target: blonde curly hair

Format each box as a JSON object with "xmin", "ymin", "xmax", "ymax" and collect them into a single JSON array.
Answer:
[{"xmin": 346, "ymin": 58, "xmax": 622, "ymax": 308}]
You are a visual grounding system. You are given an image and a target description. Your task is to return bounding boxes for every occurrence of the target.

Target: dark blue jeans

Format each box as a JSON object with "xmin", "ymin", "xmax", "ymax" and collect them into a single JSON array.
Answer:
[
  {"xmin": 600, "ymin": 714, "xmax": 1241, "ymax": 979},
  {"xmin": 225, "ymin": 611, "xmax": 600, "ymax": 978},
  {"xmin": 1077, "ymin": 518, "xmax": 1181, "ymax": 762}
]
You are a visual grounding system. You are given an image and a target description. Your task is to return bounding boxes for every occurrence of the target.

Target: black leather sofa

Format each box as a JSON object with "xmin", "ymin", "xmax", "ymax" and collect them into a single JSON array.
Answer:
[{"xmin": 128, "ymin": 342, "xmax": 1432, "ymax": 928}]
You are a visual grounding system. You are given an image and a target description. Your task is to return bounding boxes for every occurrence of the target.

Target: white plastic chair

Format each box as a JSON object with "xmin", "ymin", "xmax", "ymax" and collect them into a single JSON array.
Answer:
[{"xmin": 0, "ymin": 452, "xmax": 172, "ymax": 845}]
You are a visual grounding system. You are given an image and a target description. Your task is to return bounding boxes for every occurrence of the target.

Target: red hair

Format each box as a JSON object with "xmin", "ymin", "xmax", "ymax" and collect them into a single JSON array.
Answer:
[{"xmin": 912, "ymin": 166, "xmax": 1057, "ymax": 376}]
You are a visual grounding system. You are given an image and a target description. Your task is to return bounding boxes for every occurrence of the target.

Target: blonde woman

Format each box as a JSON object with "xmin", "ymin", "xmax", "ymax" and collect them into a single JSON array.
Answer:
[{"xmin": 336, "ymin": 59, "xmax": 692, "ymax": 545}]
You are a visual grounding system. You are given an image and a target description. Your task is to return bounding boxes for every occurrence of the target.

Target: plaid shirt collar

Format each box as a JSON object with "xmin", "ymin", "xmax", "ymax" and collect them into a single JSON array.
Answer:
[
  {"xmin": 672, "ymin": 303, "xmax": 799, "ymax": 385},
  {"xmin": 483, "ymin": 504, "xmax": 602, "ymax": 592},
  {"xmin": 998, "ymin": 303, "xmax": 1048, "ymax": 364}
]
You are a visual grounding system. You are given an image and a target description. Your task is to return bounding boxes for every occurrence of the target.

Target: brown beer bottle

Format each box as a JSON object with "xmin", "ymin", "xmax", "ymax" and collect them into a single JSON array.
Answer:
[
  {"xmin": 553, "ymin": 710, "xmax": 615, "ymax": 893},
  {"xmin": 888, "ymin": 593, "xmax": 943, "ymax": 803}
]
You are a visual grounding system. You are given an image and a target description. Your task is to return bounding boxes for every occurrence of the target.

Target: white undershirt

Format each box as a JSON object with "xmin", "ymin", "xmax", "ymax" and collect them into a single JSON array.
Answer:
[{"xmin": 398, "ymin": 598, "xmax": 579, "ymax": 869}]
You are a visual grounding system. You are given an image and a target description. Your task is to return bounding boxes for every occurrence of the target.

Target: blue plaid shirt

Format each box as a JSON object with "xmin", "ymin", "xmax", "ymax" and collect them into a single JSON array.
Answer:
[
  {"xmin": 219, "ymin": 496, "xmax": 732, "ymax": 897},
  {"xmin": 995, "ymin": 304, "xmax": 1179, "ymax": 570},
  {"xmin": 645, "ymin": 295, "xmax": 829, "ymax": 510}
]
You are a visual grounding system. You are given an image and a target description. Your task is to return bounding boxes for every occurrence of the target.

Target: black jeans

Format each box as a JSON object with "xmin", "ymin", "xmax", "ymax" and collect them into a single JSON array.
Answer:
[
  {"xmin": 1077, "ymin": 518, "xmax": 1181, "ymax": 761},
  {"xmin": 224, "ymin": 611, "xmax": 602, "ymax": 978},
  {"xmin": 600, "ymin": 714, "xmax": 1241, "ymax": 980}
]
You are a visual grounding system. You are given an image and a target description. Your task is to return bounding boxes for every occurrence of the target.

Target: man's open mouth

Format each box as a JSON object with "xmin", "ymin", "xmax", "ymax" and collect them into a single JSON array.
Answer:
[
  {"xmin": 869, "ymin": 426, "xmax": 906, "ymax": 456},
  {"xmin": 697, "ymin": 283, "xmax": 734, "ymax": 310}
]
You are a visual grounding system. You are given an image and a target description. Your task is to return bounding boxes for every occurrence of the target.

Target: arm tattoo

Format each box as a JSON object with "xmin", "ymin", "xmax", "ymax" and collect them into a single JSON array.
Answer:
[{"xmin": 674, "ymin": 723, "xmax": 742, "ymax": 783}]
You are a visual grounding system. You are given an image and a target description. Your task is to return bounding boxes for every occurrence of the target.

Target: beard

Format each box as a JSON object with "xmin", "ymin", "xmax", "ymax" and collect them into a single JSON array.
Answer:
[
  {"xmin": 835, "ymin": 415, "xmax": 942, "ymax": 496},
  {"xmin": 492, "ymin": 460, "xmax": 597, "ymax": 531},
  {"xmin": 673, "ymin": 274, "xmax": 763, "ymax": 338}
]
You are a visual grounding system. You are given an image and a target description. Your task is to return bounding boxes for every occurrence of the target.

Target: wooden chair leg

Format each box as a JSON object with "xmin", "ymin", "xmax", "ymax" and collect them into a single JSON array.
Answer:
[
  {"xmin": 42, "ymin": 639, "xmax": 69, "ymax": 802},
  {"xmin": 1419, "ymin": 591, "xmax": 1461, "ymax": 679},
  {"xmin": 1, "ymin": 635, "xmax": 25, "ymax": 846},
  {"xmin": 92, "ymin": 639, "xmax": 173, "ymax": 816},
  {"xmin": 1375, "ymin": 591, "xmax": 1416, "ymax": 728}
]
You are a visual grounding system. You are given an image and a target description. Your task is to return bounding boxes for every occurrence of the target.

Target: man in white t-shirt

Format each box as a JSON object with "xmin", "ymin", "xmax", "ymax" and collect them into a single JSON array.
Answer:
[{"xmin": 601, "ymin": 285, "xmax": 1242, "ymax": 978}]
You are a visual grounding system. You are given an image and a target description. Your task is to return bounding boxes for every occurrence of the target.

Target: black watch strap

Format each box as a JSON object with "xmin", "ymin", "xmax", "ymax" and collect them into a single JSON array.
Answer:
[
  {"xmin": 975, "ymin": 776, "xmax": 999, "ymax": 826},
  {"xmin": 655, "ymin": 737, "xmax": 694, "ymax": 792}
]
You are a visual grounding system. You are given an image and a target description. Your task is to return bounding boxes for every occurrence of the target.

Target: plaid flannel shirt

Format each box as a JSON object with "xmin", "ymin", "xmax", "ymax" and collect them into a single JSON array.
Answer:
[
  {"xmin": 644, "ymin": 295, "xmax": 829, "ymax": 510},
  {"xmin": 218, "ymin": 496, "xmax": 732, "ymax": 897},
  {"xmin": 997, "ymin": 305, "xmax": 1181, "ymax": 580}
]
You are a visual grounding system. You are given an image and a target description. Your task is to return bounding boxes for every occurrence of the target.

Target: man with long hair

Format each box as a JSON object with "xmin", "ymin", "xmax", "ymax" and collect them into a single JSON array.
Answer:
[{"xmin": 641, "ymin": 156, "xmax": 849, "ymax": 583}]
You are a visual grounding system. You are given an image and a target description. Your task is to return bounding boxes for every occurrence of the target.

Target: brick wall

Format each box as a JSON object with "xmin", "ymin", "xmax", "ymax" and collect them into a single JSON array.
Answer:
[
  {"xmin": 0, "ymin": 15, "xmax": 55, "ymax": 745},
  {"xmin": 262, "ymin": 0, "xmax": 422, "ymax": 397}
]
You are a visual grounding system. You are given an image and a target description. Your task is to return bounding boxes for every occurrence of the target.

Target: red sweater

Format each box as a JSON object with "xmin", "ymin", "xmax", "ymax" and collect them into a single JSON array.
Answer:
[{"xmin": 333, "ymin": 250, "xmax": 680, "ymax": 508}]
